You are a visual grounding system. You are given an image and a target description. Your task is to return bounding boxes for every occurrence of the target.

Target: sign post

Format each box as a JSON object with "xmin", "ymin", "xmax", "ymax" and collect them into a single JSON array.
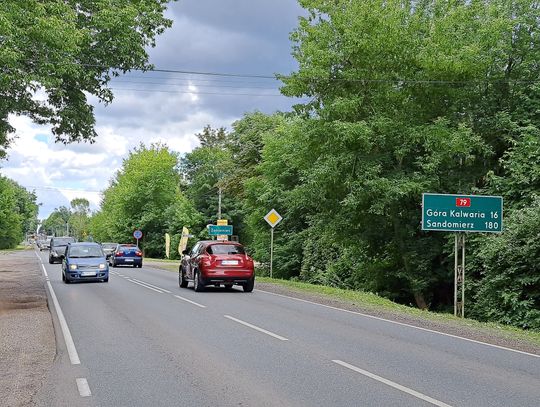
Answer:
[
  {"xmin": 264, "ymin": 209, "xmax": 282, "ymax": 279},
  {"xmin": 133, "ymin": 229, "xmax": 143, "ymax": 247},
  {"xmin": 422, "ymin": 193, "xmax": 503, "ymax": 317}
]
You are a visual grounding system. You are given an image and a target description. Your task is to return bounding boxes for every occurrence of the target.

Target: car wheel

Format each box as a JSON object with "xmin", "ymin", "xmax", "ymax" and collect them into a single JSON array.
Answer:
[
  {"xmin": 138, "ymin": 263, "xmax": 143, "ymax": 268},
  {"xmin": 243, "ymin": 277, "xmax": 255, "ymax": 293},
  {"xmin": 179, "ymin": 267, "xmax": 188, "ymax": 288},
  {"xmin": 62, "ymin": 272, "xmax": 65, "ymax": 282},
  {"xmin": 48, "ymin": 256, "xmax": 53, "ymax": 264},
  {"xmin": 224, "ymin": 283, "xmax": 233, "ymax": 290},
  {"xmin": 132, "ymin": 263, "xmax": 137, "ymax": 268},
  {"xmin": 112, "ymin": 261, "xmax": 117, "ymax": 268},
  {"xmin": 64, "ymin": 275, "xmax": 70, "ymax": 284},
  {"xmin": 103, "ymin": 277, "xmax": 109, "ymax": 283},
  {"xmin": 193, "ymin": 270, "xmax": 205, "ymax": 292}
]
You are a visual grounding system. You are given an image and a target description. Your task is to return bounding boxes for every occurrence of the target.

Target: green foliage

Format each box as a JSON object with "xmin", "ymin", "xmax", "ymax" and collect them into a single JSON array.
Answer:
[
  {"xmin": 41, "ymin": 206, "xmax": 70, "ymax": 236},
  {"xmin": 0, "ymin": 0, "xmax": 174, "ymax": 158},
  {"xmin": 471, "ymin": 200, "xmax": 540, "ymax": 329},
  {"xmin": 89, "ymin": 143, "xmax": 201, "ymax": 257},
  {"xmin": 0, "ymin": 176, "xmax": 38, "ymax": 249}
]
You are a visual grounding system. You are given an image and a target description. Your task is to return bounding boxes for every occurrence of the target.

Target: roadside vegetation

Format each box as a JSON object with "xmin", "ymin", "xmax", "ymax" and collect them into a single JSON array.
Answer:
[{"xmin": 22, "ymin": 1, "xmax": 540, "ymax": 332}]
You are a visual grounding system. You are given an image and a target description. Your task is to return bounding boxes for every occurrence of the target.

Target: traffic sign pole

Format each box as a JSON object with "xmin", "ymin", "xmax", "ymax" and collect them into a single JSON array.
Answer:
[{"xmin": 270, "ymin": 227, "xmax": 274, "ymax": 279}]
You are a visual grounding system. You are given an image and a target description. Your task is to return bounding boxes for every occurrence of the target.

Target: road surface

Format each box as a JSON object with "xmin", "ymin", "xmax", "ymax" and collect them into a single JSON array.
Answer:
[{"xmin": 32, "ymin": 250, "xmax": 540, "ymax": 407}]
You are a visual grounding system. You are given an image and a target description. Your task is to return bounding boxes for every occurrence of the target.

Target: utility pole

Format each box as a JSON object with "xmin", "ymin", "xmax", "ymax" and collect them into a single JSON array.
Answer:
[{"xmin": 218, "ymin": 186, "xmax": 222, "ymax": 220}]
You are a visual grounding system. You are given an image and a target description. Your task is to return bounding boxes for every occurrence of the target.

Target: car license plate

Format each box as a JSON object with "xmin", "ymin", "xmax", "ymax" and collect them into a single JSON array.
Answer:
[
  {"xmin": 81, "ymin": 271, "xmax": 97, "ymax": 277},
  {"xmin": 222, "ymin": 260, "xmax": 238, "ymax": 265},
  {"xmin": 125, "ymin": 258, "xmax": 134, "ymax": 262}
]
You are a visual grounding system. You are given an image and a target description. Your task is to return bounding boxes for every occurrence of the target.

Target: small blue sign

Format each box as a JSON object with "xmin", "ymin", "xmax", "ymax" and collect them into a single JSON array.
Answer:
[{"xmin": 133, "ymin": 230, "xmax": 143, "ymax": 239}]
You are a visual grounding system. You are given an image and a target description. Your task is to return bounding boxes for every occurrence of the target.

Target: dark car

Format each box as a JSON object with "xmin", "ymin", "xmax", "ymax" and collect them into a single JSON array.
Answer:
[
  {"xmin": 62, "ymin": 242, "xmax": 109, "ymax": 283},
  {"xmin": 101, "ymin": 242, "xmax": 118, "ymax": 259},
  {"xmin": 49, "ymin": 237, "xmax": 76, "ymax": 263},
  {"xmin": 179, "ymin": 241, "xmax": 255, "ymax": 292},
  {"xmin": 109, "ymin": 244, "xmax": 143, "ymax": 268}
]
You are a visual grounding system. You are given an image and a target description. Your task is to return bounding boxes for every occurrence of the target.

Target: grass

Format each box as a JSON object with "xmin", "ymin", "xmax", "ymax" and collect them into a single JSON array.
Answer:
[
  {"xmin": 144, "ymin": 258, "xmax": 179, "ymax": 273},
  {"xmin": 256, "ymin": 277, "xmax": 540, "ymax": 347},
  {"xmin": 0, "ymin": 244, "xmax": 30, "ymax": 252}
]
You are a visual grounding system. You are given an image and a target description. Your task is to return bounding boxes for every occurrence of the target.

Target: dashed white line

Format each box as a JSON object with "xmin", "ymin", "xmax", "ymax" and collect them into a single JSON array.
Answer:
[
  {"xmin": 76, "ymin": 378, "xmax": 92, "ymax": 397},
  {"xmin": 130, "ymin": 278, "xmax": 171, "ymax": 293},
  {"xmin": 224, "ymin": 315, "xmax": 288, "ymax": 341},
  {"xmin": 256, "ymin": 289, "xmax": 540, "ymax": 359},
  {"xmin": 332, "ymin": 360, "xmax": 453, "ymax": 407},
  {"xmin": 127, "ymin": 279, "xmax": 164, "ymax": 293},
  {"xmin": 174, "ymin": 295, "xmax": 206, "ymax": 308}
]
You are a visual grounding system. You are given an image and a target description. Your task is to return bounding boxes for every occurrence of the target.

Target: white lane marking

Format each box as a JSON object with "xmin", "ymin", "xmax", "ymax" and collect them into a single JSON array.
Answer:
[
  {"xmin": 35, "ymin": 252, "xmax": 81, "ymax": 364},
  {"xmin": 45, "ymin": 279, "xmax": 81, "ymax": 364},
  {"xmin": 224, "ymin": 315, "xmax": 288, "ymax": 341},
  {"xmin": 256, "ymin": 289, "xmax": 540, "ymax": 359},
  {"xmin": 76, "ymin": 378, "xmax": 92, "ymax": 397},
  {"xmin": 127, "ymin": 279, "xmax": 164, "ymax": 293},
  {"xmin": 333, "ymin": 360, "xmax": 453, "ymax": 407},
  {"xmin": 130, "ymin": 278, "xmax": 171, "ymax": 293},
  {"xmin": 174, "ymin": 295, "xmax": 206, "ymax": 308}
]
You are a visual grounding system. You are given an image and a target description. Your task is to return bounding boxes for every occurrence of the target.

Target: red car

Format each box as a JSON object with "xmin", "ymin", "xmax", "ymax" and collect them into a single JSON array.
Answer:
[{"xmin": 179, "ymin": 241, "xmax": 255, "ymax": 292}]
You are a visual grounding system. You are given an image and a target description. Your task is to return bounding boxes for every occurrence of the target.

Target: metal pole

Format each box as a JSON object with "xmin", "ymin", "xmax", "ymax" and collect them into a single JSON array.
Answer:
[
  {"xmin": 454, "ymin": 234, "xmax": 458, "ymax": 317},
  {"xmin": 270, "ymin": 227, "xmax": 274, "ymax": 279},
  {"xmin": 218, "ymin": 187, "xmax": 222, "ymax": 219},
  {"xmin": 462, "ymin": 234, "xmax": 466, "ymax": 318}
]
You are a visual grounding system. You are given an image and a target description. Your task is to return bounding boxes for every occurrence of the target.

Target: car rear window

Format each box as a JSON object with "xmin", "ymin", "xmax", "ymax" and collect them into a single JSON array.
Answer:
[
  {"xmin": 207, "ymin": 244, "xmax": 245, "ymax": 255},
  {"xmin": 54, "ymin": 238, "xmax": 75, "ymax": 246},
  {"xmin": 119, "ymin": 246, "xmax": 139, "ymax": 253}
]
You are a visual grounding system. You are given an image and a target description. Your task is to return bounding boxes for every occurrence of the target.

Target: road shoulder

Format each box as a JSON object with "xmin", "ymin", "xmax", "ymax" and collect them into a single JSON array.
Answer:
[{"xmin": 0, "ymin": 249, "xmax": 56, "ymax": 407}]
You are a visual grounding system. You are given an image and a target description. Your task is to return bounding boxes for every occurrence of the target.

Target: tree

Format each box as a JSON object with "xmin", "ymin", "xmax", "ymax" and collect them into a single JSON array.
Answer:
[
  {"xmin": 90, "ymin": 143, "xmax": 198, "ymax": 257},
  {"xmin": 69, "ymin": 198, "xmax": 90, "ymax": 240},
  {"xmin": 0, "ymin": 176, "xmax": 38, "ymax": 248},
  {"xmin": 42, "ymin": 206, "xmax": 71, "ymax": 236},
  {"xmin": 0, "ymin": 0, "xmax": 175, "ymax": 158},
  {"xmin": 274, "ymin": 0, "xmax": 540, "ymax": 309}
]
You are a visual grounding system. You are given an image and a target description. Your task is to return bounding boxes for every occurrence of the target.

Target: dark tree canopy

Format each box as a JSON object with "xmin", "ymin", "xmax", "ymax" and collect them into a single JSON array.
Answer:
[{"xmin": 0, "ymin": 0, "xmax": 175, "ymax": 158}]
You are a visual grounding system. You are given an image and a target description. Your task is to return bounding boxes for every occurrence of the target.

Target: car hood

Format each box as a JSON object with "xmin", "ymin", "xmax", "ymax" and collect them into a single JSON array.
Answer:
[{"xmin": 68, "ymin": 257, "xmax": 106, "ymax": 266}]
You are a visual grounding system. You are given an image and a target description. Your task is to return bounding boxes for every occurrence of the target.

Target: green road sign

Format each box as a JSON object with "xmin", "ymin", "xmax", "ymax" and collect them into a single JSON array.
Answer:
[
  {"xmin": 422, "ymin": 193, "xmax": 503, "ymax": 233},
  {"xmin": 208, "ymin": 225, "xmax": 233, "ymax": 236}
]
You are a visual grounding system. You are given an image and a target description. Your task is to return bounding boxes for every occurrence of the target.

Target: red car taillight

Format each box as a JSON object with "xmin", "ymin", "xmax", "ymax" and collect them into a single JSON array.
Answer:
[
  {"xmin": 200, "ymin": 254, "xmax": 212, "ymax": 267},
  {"xmin": 135, "ymin": 251, "xmax": 142, "ymax": 257},
  {"xmin": 115, "ymin": 251, "xmax": 123, "ymax": 257}
]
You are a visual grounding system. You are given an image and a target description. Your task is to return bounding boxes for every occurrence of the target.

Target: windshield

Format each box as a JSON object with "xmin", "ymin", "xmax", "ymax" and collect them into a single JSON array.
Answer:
[
  {"xmin": 53, "ymin": 238, "xmax": 75, "ymax": 246},
  {"xmin": 207, "ymin": 244, "xmax": 245, "ymax": 255},
  {"xmin": 68, "ymin": 245, "xmax": 104, "ymax": 258}
]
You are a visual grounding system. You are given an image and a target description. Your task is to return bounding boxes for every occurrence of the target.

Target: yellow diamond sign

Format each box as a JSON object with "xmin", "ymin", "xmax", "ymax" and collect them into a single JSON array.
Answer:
[{"xmin": 264, "ymin": 209, "xmax": 282, "ymax": 228}]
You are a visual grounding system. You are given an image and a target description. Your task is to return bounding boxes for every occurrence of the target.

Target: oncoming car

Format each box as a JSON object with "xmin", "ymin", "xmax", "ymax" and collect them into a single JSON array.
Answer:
[
  {"xmin": 49, "ymin": 236, "xmax": 76, "ymax": 264},
  {"xmin": 100, "ymin": 242, "xmax": 118, "ymax": 259},
  {"xmin": 109, "ymin": 244, "xmax": 143, "ymax": 268},
  {"xmin": 62, "ymin": 242, "xmax": 109, "ymax": 283},
  {"xmin": 179, "ymin": 241, "xmax": 255, "ymax": 292}
]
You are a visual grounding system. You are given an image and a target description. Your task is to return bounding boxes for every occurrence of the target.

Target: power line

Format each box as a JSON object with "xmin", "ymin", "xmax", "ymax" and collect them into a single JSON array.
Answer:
[
  {"xmin": 110, "ymin": 87, "xmax": 285, "ymax": 97},
  {"xmin": 112, "ymin": 79, "xmax": 279, "ymax": 90},
  {"xmin": 22, "ymin": 185, "xmax": 102, "ymax": 193}
]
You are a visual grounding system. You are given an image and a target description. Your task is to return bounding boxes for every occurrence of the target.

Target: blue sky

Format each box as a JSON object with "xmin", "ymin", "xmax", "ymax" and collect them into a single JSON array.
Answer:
[{"xmin": 1, "ymin": 0, "xmax": 306, "ymax": 219}]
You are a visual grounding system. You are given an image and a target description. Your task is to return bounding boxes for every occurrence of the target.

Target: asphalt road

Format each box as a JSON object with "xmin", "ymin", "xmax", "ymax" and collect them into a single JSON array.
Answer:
[{"xmin": 32, "ymin": 250, "xmax": 540, "ymax": 407}]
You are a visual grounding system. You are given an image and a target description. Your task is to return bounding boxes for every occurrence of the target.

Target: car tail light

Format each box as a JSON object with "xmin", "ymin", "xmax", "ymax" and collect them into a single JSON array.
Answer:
[
  {"xmin": 115, "ymin": 251, "xmax": 123, "ymax": 257},
  {"xmin": 200, "ymin": 254, "xmax": 212, "ymax": 267},
  {"xmin": 136, "ymin": 251, "xmax": 142, "ymax": 257},
  {"xmin": 245, "ymin": 255, "xmax": 254, "ymax": 266}
]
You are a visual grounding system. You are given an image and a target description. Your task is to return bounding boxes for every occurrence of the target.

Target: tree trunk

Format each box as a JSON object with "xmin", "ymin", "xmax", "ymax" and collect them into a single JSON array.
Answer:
[{"xmin": 413, "ymin": 292, "xmax": 428, "ymax": 310}]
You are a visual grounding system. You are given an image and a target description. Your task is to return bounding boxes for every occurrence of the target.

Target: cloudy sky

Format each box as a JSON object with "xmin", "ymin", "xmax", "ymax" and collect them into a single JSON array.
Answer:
[{"xmin": 1, "ymin": 0, "xmax": 306, "ymax": 219}]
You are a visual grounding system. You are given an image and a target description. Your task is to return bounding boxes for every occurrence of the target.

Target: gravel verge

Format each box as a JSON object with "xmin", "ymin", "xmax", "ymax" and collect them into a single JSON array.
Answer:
[{"xmin": 0, "ymin": 249, "xmax": 55, "ymax": 407}]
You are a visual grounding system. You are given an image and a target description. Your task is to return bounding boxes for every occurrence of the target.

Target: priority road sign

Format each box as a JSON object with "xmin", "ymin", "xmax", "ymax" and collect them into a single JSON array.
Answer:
[{"xmin": 264, "ymin": 209, "xmax": 282, "ymax": 228}]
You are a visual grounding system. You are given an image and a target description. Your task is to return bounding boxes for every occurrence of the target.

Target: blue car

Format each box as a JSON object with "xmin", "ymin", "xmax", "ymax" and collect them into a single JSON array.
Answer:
[{"xmin": 62, "ymin": 242, "xmax": 109, "ymax": 283}]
